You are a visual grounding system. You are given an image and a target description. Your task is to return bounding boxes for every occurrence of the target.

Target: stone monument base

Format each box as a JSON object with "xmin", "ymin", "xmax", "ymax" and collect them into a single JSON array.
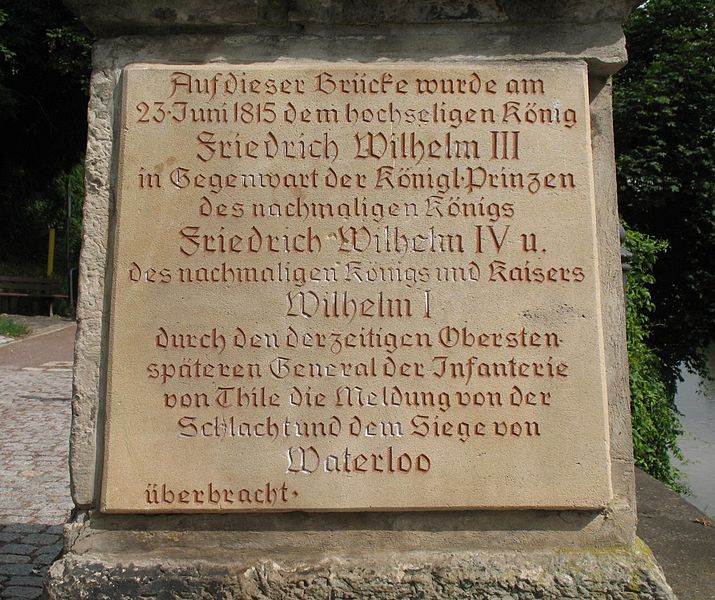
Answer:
[
  {"xmin": 50, "ymin": 2, "xmax": 674, "ymax": 599},
  {"xmin": 46, "ymin": 518, "xmax": 674, "ymax": 600}
]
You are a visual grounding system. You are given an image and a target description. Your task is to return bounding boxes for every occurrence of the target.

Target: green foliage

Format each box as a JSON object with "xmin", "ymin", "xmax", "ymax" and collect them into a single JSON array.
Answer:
[
  {"xmin": 0, "ymin": 0, "xmax": 92, "ymax": 272},
  {"xmin": 0, "ymin": 9, "xmax": 18, "ymax": 115},
  {"xmin": 0, "ymin": 10, "xmax": 17, "ymax": 66},
  {"xmin": 53, "ymin": 161, "xmax": 86, "ymax": 271},
  {"xmin": 0, "ymin": 316, "xmax": 30, "ymax": 338},
  {"xmin": 615, "ymin": 0, "xmax": 715, "ymax": 388},
  {"xmin": 46, "ymin": 25, "xmax": 92, "ymax": 92},
  {"xmin": 624, "ymin": 226, "xmax": 686, "ymax": 492}
]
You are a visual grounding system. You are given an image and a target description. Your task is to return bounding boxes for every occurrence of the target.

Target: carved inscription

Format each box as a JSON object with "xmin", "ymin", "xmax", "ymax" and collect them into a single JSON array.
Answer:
[{"xmin": 102, "ymin": 63, "xmax": 612, "ymax": 512}]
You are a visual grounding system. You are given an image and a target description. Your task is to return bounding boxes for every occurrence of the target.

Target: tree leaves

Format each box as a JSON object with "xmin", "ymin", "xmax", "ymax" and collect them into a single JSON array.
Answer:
[
  {"xmin": 615, "ymin": 0, "xmax": 715, "ymax": 388},
  {"xmin": 0, "ymin": 0, "xmax": 92, "ymax": 270},
  {"xmin": 624, "ymin": 226, "xmax": 687, "ymax": 492}
]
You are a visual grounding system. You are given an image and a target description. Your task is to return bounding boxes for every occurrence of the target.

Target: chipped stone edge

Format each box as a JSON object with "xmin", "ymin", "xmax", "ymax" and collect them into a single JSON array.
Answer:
[{"xmin": 45, "ymin": 541, "xmax": 675, "ymax": 599}]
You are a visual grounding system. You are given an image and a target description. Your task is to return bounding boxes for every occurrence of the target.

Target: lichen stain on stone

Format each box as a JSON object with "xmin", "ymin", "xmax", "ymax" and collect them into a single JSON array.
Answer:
[
  {"xmin": 496, "ymin": 0, "xmax": 561, "ymax": 22},
  {"xmin": 427, "ymin": 1, "xmax": 485, "ymax": 22},
  {"xmin": 153, "ymin": 7, "xmax": 178, "ymax": 23}
]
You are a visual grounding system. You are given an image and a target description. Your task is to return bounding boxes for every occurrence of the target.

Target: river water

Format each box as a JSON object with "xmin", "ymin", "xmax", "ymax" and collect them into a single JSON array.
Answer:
[{"xmin": 672, "ymin": 346, "xmax": 715, "ymax": 517}]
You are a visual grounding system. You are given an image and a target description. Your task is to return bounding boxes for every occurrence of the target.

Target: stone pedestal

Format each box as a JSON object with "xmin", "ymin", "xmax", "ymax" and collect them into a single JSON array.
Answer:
[
  {"xmin": 47, "ymin": 1, "xmax": 675, "ymax": 597},
  {"xmin": 49, "ymin": 534, "xmax": 671, "ymax": 599}
]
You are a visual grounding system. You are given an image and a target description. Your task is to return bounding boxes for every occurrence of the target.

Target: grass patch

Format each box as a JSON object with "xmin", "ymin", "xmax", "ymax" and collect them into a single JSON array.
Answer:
[{"xmin": 0, "ymin": 317, "xmax": 30, "ymax": 338}]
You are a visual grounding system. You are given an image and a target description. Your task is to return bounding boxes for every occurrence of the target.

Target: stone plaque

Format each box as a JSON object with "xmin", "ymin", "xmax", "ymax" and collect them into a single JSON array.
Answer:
[{"xmin": 101, "ymin": 63, "xmax": 612, "ymax": 512}]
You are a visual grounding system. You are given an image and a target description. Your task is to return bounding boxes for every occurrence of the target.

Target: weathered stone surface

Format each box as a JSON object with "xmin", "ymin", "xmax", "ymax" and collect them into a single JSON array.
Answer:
[
  {"xmin": 69, "ymin": 64, "xmax": 115, "ymax": 510},
  {"xmin": 45, "ymin": 543, "xmax": 674, "ymax": 599},
  {"xmin": 64, "ymin": 0, "xmax": 639, "ymax": 34},
  {"xmin": 56, "ymin": 508, "xmax": 634, "ymax": 558}
]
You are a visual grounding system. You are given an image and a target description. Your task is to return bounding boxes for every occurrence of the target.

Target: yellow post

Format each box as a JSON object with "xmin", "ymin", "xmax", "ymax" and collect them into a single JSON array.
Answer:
[{"xmin": 47, "ymin": 227, "xmax": 56, "ymax": 277}]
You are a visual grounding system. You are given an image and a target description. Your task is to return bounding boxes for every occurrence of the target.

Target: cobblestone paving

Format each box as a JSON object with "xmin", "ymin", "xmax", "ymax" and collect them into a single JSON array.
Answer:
[{"xmin": 0, "ymin": 366, "xmax": 73, "ymax": 599}]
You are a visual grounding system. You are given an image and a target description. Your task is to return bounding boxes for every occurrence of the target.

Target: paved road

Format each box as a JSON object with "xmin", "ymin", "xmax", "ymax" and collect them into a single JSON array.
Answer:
[
  {"xmin": 0, "ymin": 324, "xmax": 74, "ymax": 370},
  {"xmin": 637, "ymin": 468, "xmax": 715, "ymax": 600},
  {"xmin": 0, "ymin": 323, "xmax": 75, "ymax": 600}
]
